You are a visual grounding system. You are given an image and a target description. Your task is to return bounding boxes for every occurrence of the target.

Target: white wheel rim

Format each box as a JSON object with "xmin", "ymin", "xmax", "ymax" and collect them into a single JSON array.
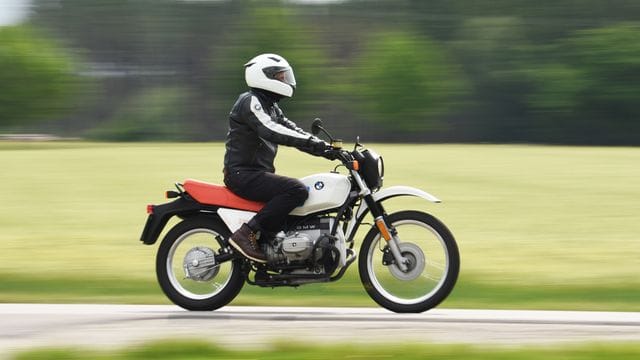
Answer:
[
  {"xmin": 366, "ymin": 219, "xmax": 450, "ymax": 305},
  {"xmin": 166, "ymin": 228, "xmax": 234, "ymax": 300}
]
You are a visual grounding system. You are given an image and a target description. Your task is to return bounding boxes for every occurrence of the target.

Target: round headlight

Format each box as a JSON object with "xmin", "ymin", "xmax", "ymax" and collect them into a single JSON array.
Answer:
[{"xmin": 360, "ymin": 149, "xmax": 383, "ymax": 191}]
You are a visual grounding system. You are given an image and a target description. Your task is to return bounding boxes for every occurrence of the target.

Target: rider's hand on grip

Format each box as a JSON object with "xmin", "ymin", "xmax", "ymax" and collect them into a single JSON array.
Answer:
[
  {"xmin": 307, "ymin": 137, "xmax": 332, "ymax": 157},
  {"xmin": 321, "ymin": 148, "xmax": 341, "ymax": 161}
]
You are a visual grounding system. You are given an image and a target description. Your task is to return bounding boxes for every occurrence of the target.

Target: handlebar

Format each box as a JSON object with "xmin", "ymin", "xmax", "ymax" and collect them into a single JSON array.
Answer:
[{"xmin": 325, "ymin": 147, "xmax": 357, "ymax": 169}]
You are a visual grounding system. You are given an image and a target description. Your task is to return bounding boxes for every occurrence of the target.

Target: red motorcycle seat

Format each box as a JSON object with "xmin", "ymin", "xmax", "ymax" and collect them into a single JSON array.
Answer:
[{"xmin": 183, "ymin": 179, "xmax": 264, "ymax": 212}]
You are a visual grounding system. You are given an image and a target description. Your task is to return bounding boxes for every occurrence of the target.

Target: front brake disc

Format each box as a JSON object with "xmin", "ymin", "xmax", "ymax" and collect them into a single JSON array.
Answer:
[{"xmin": 388, "ymin": 242, "xmax": 425, "ymax": 281}]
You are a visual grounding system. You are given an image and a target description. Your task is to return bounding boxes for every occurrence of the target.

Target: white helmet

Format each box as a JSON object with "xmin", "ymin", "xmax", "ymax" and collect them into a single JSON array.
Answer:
[{"xmin": 244, "ymin": 53, "xmax": 296, "ymax": 97}]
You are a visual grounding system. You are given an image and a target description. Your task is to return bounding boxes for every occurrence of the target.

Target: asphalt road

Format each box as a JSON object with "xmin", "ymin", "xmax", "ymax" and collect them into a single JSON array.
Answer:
[{"xmin": 1, "ymin": 304, "xmax": 640, "ymax": 357}]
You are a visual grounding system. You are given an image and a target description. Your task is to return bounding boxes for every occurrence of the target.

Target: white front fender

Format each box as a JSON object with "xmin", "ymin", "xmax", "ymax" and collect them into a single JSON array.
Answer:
[{"xmin": 355, "ymin": 186, "xmax": 441, "ymax": 220}]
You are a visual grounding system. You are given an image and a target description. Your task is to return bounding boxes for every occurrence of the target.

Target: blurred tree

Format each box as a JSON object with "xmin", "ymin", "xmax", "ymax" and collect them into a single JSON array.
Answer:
[
  {"xmin": 0, "ymin": 25, "xmax": 83, "ymax": 128},
  {"xmin": 526, "ymin": 23, "xmax": 640, "ymax": 144},
  {"xmin": 210, "ymin": 3, "xmax": 331, "ymax": 128},
  {"xmin": 85, "ymin": 86, "xmax": 192, "ymax": 141},
  {"xmin": 349, "ymin": 30, "xmax": 466, "ymax": 133},
  {"xmin": 32, "ymin": 0, "xmax": 244, "ymax": 139},
  {"xmin": 453, "ymin": 16, "xmax": 533, "ymax": 142},
  {"xmin": 22, "ymin": 0, "xmax": 640, "ymax": 144}
]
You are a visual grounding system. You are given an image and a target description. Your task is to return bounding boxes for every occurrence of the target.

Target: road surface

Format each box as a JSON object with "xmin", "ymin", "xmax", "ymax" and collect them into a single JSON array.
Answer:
[{"xmin": 1, "ymin": 304, "xmax": 639, "ymax": 357}]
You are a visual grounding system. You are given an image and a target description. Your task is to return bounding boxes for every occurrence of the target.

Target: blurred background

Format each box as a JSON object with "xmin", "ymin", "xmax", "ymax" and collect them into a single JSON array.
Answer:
[
  {"xmin": 1, "ymin": 0, "xmax": 639, "ymax": 145},
  {"xmin": 1, "ymin": 1, "xmax": 639, "ymax": 313}
]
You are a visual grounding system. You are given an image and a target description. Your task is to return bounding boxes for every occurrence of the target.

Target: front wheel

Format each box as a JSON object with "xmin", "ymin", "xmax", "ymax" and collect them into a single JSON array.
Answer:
[
  {"xmin": 359, "ymin": 210, "xmax": 460, "ymax": 313},
  {"xmin": 156, "ymin": 217, "xmax": 245, "ymax": 311}
]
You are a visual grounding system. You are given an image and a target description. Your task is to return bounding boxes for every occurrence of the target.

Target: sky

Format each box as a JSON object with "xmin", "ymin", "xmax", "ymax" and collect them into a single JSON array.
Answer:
[{"xmin": 0, "ymin": 0, "xmax": 32, "ymax": 26}]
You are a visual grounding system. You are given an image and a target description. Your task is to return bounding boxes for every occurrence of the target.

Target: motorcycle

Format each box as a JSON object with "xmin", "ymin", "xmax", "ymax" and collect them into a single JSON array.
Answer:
[{"xmin": 140, "ymin": 120, "xmax": 459, "ymax": 313}]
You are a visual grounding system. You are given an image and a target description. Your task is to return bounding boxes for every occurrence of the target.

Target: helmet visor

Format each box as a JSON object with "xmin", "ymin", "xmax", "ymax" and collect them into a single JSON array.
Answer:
[{"xmin": 263, "ymin": 66, "xmax": 296, "ymax": 87}]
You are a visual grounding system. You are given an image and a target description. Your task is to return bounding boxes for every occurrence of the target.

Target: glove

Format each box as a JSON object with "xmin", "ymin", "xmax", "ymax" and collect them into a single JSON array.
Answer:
[
  {"xmin": 321, "ymin": 149, "xmax": 340, "ymax": 161},
  {"xmin": 307, "ymin": 137, "xmax": 331, "ymax": 156}
]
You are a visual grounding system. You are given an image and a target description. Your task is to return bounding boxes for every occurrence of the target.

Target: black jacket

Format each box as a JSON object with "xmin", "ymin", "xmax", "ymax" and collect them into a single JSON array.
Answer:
[{"xmin": 223, "ymin": 89, "xmax": 327, "ymax": 173}]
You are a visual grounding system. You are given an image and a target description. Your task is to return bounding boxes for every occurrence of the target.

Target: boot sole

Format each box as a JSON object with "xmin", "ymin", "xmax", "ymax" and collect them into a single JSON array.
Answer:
[{"xmin": 228, "ymin": 238, "xmax": 267, "ymax": 263}]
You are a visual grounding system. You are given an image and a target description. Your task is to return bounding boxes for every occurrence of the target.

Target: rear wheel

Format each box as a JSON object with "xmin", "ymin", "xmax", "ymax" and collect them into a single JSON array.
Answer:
[
  {"xmin": 359, "ymin": 210, "xmax": 459, "ymax": 313},
  {"xmin": 156, "ymin": 217, "xmax": 245, "ymax": 310}
]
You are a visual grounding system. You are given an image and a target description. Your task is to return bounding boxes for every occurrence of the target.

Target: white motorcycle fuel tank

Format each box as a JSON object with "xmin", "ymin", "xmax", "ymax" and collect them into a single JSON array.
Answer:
[
  {"xmin": 217, "ymin": 173, "xmax": 351, "ymax": 232},
  {"xmin": 290, "ymin": 173, "xmax": 351, "ymax": 216}
]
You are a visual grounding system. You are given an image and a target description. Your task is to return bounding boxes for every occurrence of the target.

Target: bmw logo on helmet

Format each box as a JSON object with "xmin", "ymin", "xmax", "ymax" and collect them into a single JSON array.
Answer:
[{"xmin": 314, "ymin": 181, "xmax": 325, "ymax": 190}]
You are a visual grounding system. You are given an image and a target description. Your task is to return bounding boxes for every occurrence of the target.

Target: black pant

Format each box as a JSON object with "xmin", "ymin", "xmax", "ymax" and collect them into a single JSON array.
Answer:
[{"xmin": 224, "ymin": 169, "xmax": 308, "ymax": 233}]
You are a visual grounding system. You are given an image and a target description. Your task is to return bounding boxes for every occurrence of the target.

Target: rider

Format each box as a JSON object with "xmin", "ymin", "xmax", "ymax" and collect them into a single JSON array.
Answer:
[{"xmin": 223, "ymin": 53, "xmax": 334, "ymax": 263}]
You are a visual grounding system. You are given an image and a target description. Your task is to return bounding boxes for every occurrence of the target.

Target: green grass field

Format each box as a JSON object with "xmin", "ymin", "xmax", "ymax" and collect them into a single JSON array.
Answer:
[
  {"xmin": 1, "ymin": 142, "xmax": 639, "ymax": 310},
  {"xmin": 11, "ymin": 340, "xmax": 640, "ymax": 360}
]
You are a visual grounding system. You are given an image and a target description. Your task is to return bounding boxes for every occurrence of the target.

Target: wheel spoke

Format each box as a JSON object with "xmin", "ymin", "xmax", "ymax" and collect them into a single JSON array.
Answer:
[
  {"xmin": 360, "ymin": 211, "xmax": 459, "ymax": 312},
  {"xmin": 157, "ymin": 219, "xmax": 245, "ymax": 310},
  {"xmin": 421, "ymin": 273, "xmax": 442, "ymax": 282},
  {"xmin": 166, "ymin": 228, "xmax": 234, "ymax": 300}
]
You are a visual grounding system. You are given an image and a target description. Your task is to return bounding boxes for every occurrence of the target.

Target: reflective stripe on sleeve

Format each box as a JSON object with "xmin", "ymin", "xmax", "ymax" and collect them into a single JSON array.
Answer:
[{"xmin": 249, "ymin": 96, "xmax": 309, "ymax": 141}]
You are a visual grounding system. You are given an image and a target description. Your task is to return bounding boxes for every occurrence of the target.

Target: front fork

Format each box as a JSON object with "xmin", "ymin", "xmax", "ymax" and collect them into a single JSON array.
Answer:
[{"xmin": 364, "ymin": 196, "xmax": 409, "ymax": 272}]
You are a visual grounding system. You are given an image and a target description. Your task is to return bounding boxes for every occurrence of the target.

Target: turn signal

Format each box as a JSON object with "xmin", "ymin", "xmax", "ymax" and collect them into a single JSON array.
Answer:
[
  {"xmin": 351, "ymin": 160, "xmax": 360, "ymax": 171},
  {"xmin": 146, "ymin": 205, "xmax": 154, "ymax": 214}
]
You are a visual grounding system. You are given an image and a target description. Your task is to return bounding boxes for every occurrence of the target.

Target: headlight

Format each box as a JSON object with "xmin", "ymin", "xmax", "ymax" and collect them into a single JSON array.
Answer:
[{"xmin": 359, "ymin": 149, "xmax": 384, "ymax": 192}]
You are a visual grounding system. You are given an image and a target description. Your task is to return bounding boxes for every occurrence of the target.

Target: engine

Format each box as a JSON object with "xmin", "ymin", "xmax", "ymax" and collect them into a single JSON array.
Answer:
[{"xmin": 263, "ymin": 217, "xmax": 346, "ymax": 274}]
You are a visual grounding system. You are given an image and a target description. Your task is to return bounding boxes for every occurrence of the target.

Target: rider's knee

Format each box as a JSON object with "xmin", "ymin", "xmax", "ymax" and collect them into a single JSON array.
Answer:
[{"xmin": 290, "ymin": 181, "xmax": 309, "ymax": 204}]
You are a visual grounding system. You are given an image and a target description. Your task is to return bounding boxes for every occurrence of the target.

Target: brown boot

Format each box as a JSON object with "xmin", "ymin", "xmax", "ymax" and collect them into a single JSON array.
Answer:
[{"xmin": 229, "ymin": 224, "xmax": 267, "ymax": 263}]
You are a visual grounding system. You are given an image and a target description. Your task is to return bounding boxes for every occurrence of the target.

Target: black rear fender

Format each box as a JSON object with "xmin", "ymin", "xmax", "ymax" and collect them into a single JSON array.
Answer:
[{"xmin": 140, "ymin": 197, "xmax": 219, "ymax": 245}]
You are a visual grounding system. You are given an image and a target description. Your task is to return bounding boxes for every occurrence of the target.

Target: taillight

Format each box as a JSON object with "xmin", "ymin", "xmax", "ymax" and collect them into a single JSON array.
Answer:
[{"xmin": 146, "ymin": 205, "xmax": 154, "ymax": 214}]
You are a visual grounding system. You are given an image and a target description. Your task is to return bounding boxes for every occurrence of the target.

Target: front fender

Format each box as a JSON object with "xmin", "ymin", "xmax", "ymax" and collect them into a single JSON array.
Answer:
[
  {"xmin": 355, "ymin": 185, "xmax": 441, "ymax": 220},
  {"xmin": 345, "ymin": 186, "xmax": 441, "ymax": 242}
]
